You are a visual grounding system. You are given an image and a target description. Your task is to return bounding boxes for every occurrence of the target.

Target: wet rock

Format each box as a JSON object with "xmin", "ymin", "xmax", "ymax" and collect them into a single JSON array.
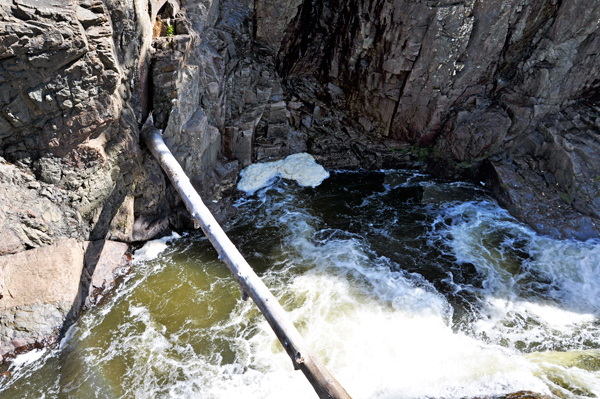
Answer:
[
  {"xmin": 473, "ymin": 391, "xmax": 552, "ymax": 399},
  {"xmin": 483, "ymin": 103, "xmax": 600, "ymax": 239},
  {"xmin": 486, "ymin": 156, "xmax": 600, "ymax": 241}
]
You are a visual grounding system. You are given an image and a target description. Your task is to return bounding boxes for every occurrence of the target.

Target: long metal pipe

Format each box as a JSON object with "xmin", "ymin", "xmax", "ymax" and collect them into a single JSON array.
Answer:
[{"xmin": 141, "ymin": 115, "xmax": 352, "ymax": 399}]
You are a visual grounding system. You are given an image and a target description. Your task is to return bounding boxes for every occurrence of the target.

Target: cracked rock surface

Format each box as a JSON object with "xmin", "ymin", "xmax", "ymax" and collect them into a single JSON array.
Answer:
[{"xmin": 276, "ymin": 0, "xmax": 600, "ymax": 239}]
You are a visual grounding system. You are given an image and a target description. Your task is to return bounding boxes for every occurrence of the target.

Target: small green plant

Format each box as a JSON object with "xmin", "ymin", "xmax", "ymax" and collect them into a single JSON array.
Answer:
[
  {"xmin": 389, "ymin": 147, "xmax": 408, "ymax": 155},
  {"xmin": 410, "ymin": 146, "xmax": 431, "ymax": 162},
  {"xmin": 167, "ymin": 24, "xmax": 174, "ymax": 37}
]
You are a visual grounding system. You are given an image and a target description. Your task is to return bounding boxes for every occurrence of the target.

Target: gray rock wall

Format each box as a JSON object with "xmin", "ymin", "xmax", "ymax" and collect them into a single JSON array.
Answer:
[
  {"xmin": 275, "ymin": 0, "xmax": 600, "ymax": 239},
  {"xmin": 0, "ymin": 0, "xmax": 158, "ymax": 245}
]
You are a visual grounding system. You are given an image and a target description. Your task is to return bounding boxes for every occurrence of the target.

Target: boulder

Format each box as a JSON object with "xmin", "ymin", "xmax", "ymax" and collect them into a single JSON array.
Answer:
[
  {"xmin": 0, "ymin": 238, "xmax": 130, "ymax": 363},
  {"xmin": 0, "ymin": 239, "xmax": 85, "ymax": 362}
]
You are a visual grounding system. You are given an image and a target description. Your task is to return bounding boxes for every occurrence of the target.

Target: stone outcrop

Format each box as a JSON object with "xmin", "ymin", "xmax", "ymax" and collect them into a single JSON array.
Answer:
[
  {"xmin": 0, "ymin": 0, "xmax": 157, "ymax": 244},
  {"xmin": 0, "ymin": 238, "xmax": 129, "ymax": 362},
  {"xmin": 0, "ymin": 239, "xmax": 84, "ymax": 360},
  {"xmin": 81, "ymin": 239, "xmax": 130, "ymax": 308},
  {"xmin": 481, "ymin": 103, "xmax": 600, "ymax": 239},
  {"xmin": 0, "ymin": 160, "xmax": 85, "ymax": 256}
]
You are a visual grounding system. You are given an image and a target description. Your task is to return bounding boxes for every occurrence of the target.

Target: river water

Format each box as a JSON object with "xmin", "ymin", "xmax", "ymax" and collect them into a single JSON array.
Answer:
[{"xmin": 1, "ymin": 170, "xmax": 599, "ymax": 398}]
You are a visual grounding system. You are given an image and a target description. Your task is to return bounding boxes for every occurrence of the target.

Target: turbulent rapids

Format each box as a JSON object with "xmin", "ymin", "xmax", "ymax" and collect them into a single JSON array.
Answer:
[{"xmin": 1, "ymin": 170, "xmax": 599, "ymax": 398}]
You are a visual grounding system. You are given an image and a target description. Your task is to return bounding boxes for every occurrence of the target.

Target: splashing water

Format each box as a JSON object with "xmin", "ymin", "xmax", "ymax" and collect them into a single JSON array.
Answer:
[{"xmin": 1, "ymin": 170, "xmax": 599, "ymax": 398}]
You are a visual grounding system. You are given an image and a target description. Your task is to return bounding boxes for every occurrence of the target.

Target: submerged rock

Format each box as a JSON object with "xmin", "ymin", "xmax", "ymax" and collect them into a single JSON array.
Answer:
[{"xmin": 492, "ymin": 391, "xmax": 551, "ymax": 399}]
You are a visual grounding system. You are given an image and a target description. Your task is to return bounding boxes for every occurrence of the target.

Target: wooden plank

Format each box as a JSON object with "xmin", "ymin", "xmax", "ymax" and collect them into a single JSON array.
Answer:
[{"xmin": 141, "ymin": 115, "xmax": 352, "ymax": 399}]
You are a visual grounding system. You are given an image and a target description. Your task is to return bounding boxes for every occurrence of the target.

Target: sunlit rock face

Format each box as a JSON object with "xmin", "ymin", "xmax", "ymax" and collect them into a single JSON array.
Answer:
[
  {"xmin": 0, "ymin": 0, "xmax": 160, "ymax": 245},
  {"xmin": 0, "ymin": 0, "xmax": 167, "ymax": 361}
]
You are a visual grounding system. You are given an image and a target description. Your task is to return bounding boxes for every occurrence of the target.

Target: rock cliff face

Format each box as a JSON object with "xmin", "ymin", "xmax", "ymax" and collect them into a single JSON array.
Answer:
[
  {"xmin": 0, "ymin": 0, "xmax": 196, "ymax": 360},
  {"xmin": 0, "ymin": 0, "xmax": 153, "ymax": 247},
  {"xmin": 1, "ymin": 0, "xmax": 600, "ymax": 361},
  {"xmin": 274, "ymin": 0, "xmax": 600, "ymax": 239}
]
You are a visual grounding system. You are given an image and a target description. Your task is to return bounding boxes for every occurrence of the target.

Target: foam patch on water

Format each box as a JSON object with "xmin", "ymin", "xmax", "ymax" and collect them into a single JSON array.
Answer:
[
  {"xmin": 10, "ymin": 349, "xmax": 46, "ymax": 368},
  {"xmin": 237, "ymin": 153, "xmax": 329, "ymax": 194},
  {"xmin": 133, "ymin": 232, "xmax": 181, "ymax": 263}
]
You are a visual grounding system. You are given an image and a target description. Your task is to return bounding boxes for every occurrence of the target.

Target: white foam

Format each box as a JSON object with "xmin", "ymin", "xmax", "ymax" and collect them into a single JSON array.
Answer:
[
  {"xmin": 133, "ymin": 231, "xmax": 181, "ymax": 263},
  {"xmin": 434, "ymin": 201, "xmax": 600, "ymax": 310},
  {"xmin": 237, "ymin": 153, "xmax": 329, "ymax": 194},
  {"xmin": 255, "ymin": 220, "xmax": 548, "ymax": 398},
  {"xmin": 528, "ymin": 350, "xmax": 600, "ymax": 398},
  {"xmin": 10, "ymin": 349, "xmax": 45, "ymax": 368},
  {"xmin": 433, "ymin": 201, "xmax": 600, "ymax": 353}
]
